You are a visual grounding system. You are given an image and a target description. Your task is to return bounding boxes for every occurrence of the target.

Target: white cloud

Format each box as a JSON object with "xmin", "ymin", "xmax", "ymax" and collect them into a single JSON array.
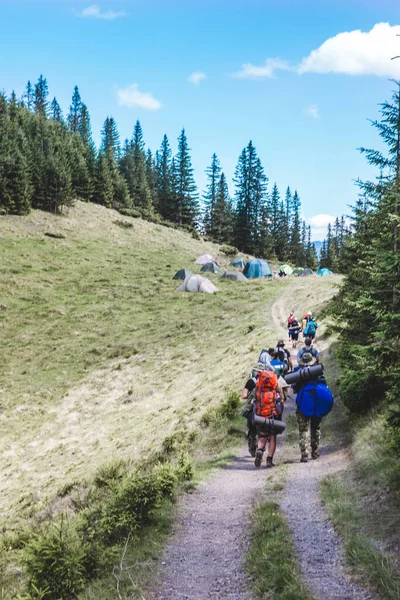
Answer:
[
  {"xmin": 304, "ymin": 104, "xmax": 319, "ymax": 119},
  {"xmin": 307, "ymin": 214, "xmax": 336, "ymax": 240},
  {"xmin": 81, "ymin": 4, "xmax": 126, "ymax": 20},
  {"xmin": 298, "ymin": 22, "xmax": 400, "ymax": 77},
  {"xmin": 117, "ymin": 84, "xmax": 162, "ymax": 110},
  {"xmin": 232, "ymin": 58, "xmax": 292, "ymax": 79},
  {"xmin": 188, "ymin": 72, "xmax": 206, "ymax": 86}
]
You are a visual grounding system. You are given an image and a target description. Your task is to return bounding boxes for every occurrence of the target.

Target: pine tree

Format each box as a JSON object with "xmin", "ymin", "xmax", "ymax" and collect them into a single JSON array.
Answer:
[
  {"xmin": 93, "ymin": 152, "xmax": 114, "ymax": 207},
  {"xmin": 156, "ymin": 134, "xmax": 173, "ymax": 219},
  {"xmin": 175, "ymin": 128, "xmax": 199, "ymax": 226},
  {"xmin": 24, "ymin": 81, "xmax": 34, "ymax": 111},
  {"xmin": 68, "ymin": 86, "xmax": 82, "ymax": 133},
  {"xmin": 101, "ymin": 117, "xmax": 120, "ymax": 162},
  {"xmin": 203, "ymin": 153, "xmax": 221, "ymax": 236},
  {"xmin": 213, "ymin": 172, "xmax": 233, "ymax": 243},
  {"xmin": 50, "ymin": 98, "xmax": 63, "ymax": 123},
  {"xmin": 130, "ymin": 121, "xmax": 152, "ymax": 211},
  {"xmin": 305, "ymin": 226, "xmax": 318, "ymax": 270},
  {"xmin": 34, "ymin": 75, "xmax": 49, "ymax": 117},
  {"xmin": 288, "ymin": 190, "xmax": 303, "ymax": 263},
  {"xmin": 146, "ymin": 148, "xmax": 158, "ymax": 210}
]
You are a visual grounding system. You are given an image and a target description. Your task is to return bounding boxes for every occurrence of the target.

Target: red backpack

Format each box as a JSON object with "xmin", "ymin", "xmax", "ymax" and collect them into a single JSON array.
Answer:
[{"xmin": 255, "ymin": 371, "xmax": 278, "ymax": 418}]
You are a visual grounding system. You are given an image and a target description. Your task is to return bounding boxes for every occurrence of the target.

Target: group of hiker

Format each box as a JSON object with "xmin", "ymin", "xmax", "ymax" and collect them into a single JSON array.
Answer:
[
  {"xmin": 241, "ymin": 311, "xmax": 333, "ymax": 468},
  {"xmin": 287, "ymin": 311, "xmax": 318, "ymax": 348}
]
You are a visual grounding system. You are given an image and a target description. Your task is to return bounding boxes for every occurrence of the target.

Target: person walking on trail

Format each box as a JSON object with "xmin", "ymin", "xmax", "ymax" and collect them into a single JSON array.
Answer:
[
  {"xmin": 287, "ymin": 311, "xmax": 294, "ymax": 341},
  {"xmin": 257, "ymin": 348, "xmax": 275, "ymax": 371},
  {"xmin": 297, "ymin": 338, "xmax": 320, "ymax": 367},
  {"xmin": 288, "ymin": 316, "xmax": 302, "ymax": 348},
  {"xmin": 275, "ymin": 340, "xmax": 293, "ymax": 372},
  {"xmin": 253, "ymin": 369, "xmax": 282, "ymax": 468},
  {"xmin": 303, "ymin": 314, "xmax": 318, "ymax": 341},
  {"xmin": 297, "ymin": 409, "xmax": 322, "ymax": 462},
  {"xmin": 241, "ymin": 363, "xmax": 264, "ymax": 457}
]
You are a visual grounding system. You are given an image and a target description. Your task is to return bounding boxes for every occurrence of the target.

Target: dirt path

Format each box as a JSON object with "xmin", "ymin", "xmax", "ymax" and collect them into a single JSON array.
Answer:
[{"xmin": 150, "ymin": 280, "xmax": 371, "ymax": 600}]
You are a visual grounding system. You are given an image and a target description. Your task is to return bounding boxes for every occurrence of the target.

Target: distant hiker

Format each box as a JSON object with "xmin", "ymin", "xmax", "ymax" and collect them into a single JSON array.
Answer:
[
  {"xmin": 293, "ymin": 367, "xmax": 334, "ymax": 462},
  {"xmin": 303, "ymin": 315, "xmax": 318, "ymax": 340},
  {"xmin": 275, "ymin": 340, "xmax": 293, "ymax": 372},
  {"xmin": 297, "ymin": 338, "xmax": 320, "ymax": 367},
  {"xmin": 253, "ymin": 369, "xmax": 282, "ymax": 468},
  {"xmin": 242, "ymin": 363, "xmax": 264, "ymax": 457},
  {"xmin": 287, "ymin": 312, "xmax": 294, "ymax": 340},
  {"xmin": 288, "ymin": 316, "xmax": 302, "ymax": 348}
]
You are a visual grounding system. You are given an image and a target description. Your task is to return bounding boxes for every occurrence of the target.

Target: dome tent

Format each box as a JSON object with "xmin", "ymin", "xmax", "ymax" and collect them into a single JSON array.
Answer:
[
  {"xmin": 317, "ymin": 268, "xmax": 333, "ymax": 276},
  {"xmin": 230, "ymin": 257, "xmax": 246, "ymax": 269},
  {"xmin": 176, "ymin": 274, "xmax": 218, "ymax": 293},
  {"xmin": 299, "ymin": 268, "xmax": 315, "ymax": 276},
  {"xmin": 243, "ymin": 259, "xmax": 272, "ymax": 279},
  {"xmin": 220, "ymin": 271, "xmax": 248, "ymax": 281},
  {"xmin": 293, "ymin": 267, "xmax": 305, "ymax": 275},
  {"xmin": 173, "ymin": 268, "xmax": 193, "ymax": 280},
  {"xmin": 279, "ymin": 264, "xmax": 293, "ymax": 275},
  {"xmin": 195, "ymin": 254, "xmax": 215, "ymax": 265},
  {"xmin": 200, "ymin": 262, "xmax": 223, "ymax": 274}
]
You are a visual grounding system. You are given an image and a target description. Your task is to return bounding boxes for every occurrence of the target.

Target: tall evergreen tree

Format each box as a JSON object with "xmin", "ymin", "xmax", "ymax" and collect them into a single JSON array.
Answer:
[
  {"xmin": 68, "ymin": 86, "xmax": 82, "ymax": 133},
  {"xmin": 34, "ymin": 75, "xmax": 49, "ymax": 117},
  {"xmin": 156, "ymin": 134, "xmax": 173, "ymax": 219},
  {"xmin": 174, "ymin": 128, "xmax": 199, "ymax": 225},
  {"xmin": 50, "ymin": 98, "xmax": 63, "ymax": 123},
  {"xmin": 213, "ymin": 172, "xmax": 233, "ymax": 243},
  {"xmin": 24, "ymin": 80, "xmax": 34, "ymax": 111},
  {"xmin": 203, "ymin": 153, "xmax": 221, "ymax": 236}
]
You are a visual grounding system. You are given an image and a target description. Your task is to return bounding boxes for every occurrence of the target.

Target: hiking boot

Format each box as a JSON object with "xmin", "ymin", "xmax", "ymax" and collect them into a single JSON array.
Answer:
[
  {"xmin": 311, "ymin": 450, "xmax": 320, "ymax": 460},
  {"xmin": 300, "ymin": 454, "xmax": 308, "ymax": 463},
  {"xmin": 266, "ymin": 456, "xmax": 275, "ymax": 468},
  {"xmin": 255, "ymin": 449, "xmax": 263, "ymax": 468}
]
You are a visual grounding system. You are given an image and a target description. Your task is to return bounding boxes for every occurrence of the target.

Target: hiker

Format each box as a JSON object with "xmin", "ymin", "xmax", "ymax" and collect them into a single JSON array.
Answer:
[
  {"xmin": 303, "ymin": 314, "xmax": 318, "ymax": 340},
  {"xmin": 258, "ymin": 348, "xmax": 275, "ymax": 371},
  {"xmin": 293, "ymin": 367, "xmax": 333, "ymax": 463},
  {"xmin": 253, "ymin": 368, "xmax": 282, "ymax": 468},
  {"xmin": 287, "ymin": 312, "xmax": 294, "ymax": 340},
  {"xmin": 297, "ymin": 337, "xmax": 320, "ymax": 367},
  {"xmin": 275, "ymin": 340, "xmax": 293, "ymax": 372},
  {"xmin": 301, "ymin": 311, "xmax": 311, "ymax": 333},
  {"xmin": 242, "ymin": 363, "xmax": 264, "ymax": 457},
  {"xmin": 288, "ymin": 316, "xmax": 302, "ymax": 348}
]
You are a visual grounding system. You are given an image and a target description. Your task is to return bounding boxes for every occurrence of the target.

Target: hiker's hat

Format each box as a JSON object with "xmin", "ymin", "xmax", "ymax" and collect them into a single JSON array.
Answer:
[
  {"xmin": 277, "ymin": 340, "xmax": 285, "ymax": 347},
  {"xmin": 253, "ymin": 362, "xmax": 265, "ymax": 372},
  {"xmin": 307, "ymin": 311, "xmax": 312, "ymax": 316}
]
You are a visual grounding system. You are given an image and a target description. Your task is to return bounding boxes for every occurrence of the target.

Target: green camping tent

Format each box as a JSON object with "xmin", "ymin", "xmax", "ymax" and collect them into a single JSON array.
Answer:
[
  {"xmin": 293, "ymin": 267, "xmax": 305, "ymax": 275},
  {"xmin": 279, "ymin": 264, "xmax": 293, "ymax": 275}
]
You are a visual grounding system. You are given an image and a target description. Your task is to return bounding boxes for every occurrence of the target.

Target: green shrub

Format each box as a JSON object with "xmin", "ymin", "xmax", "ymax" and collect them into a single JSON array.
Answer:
[
  {"xmin": 93, "ymin": 460, "xmax": 126, "ymax": 490},
  {"xmin": 220, "ymin": 244, "xmax": 238, "ymax": 256},
  {"xmin": 24, "ymin": 518, "xmax": 88, "ymax": 600},
  {"xmin": 339, "ymin": 370, "xmax": 384, "ymax": 415},
  {"xmin": 217, "ymin": 391, "xmax": 240, "ymax": 420}
]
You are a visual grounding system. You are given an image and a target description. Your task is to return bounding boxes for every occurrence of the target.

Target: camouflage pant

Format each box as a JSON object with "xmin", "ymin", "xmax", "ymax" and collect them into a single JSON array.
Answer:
[{"xmin": 296, "ymin": 410, "xmax": 322, "ymax": 456}]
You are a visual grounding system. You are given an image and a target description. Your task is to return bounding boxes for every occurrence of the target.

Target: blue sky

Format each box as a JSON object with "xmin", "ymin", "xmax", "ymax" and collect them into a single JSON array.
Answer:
[{"xmin": 1, "ymin": 0, "xmax": 400, "ymax": 238}]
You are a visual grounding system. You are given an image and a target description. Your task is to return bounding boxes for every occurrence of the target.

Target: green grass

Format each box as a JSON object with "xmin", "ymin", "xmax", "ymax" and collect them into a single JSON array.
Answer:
[
  {"xmin": 319, "ymin": 350, "xmax": 400, "ymax": 600},
  {"xmin": 246, "ymin": 501, "xmax": 315, "ymax": 600}
]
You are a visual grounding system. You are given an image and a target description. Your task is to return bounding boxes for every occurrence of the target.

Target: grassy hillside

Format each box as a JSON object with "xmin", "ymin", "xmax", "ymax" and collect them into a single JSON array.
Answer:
[{"xmin": 0, "ymin": 203, "xmax": 338, "ymax": 532}]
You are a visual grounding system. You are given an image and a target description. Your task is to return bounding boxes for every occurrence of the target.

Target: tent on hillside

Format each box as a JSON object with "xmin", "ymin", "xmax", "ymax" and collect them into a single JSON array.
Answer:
[
  {"xmin": 279, "ymin": 264, "xmax": 293, "ymax": 275},
  {"xmin": 200, "ymin": 262, "xmax": 223, "ymax": 274},
  {"xmin": 299, "ymin": 268, "xmax": 315, "ymax": 276},
  {"xmin": 173, "ymin": 268, "xmax": 193, "ymax": 280},
  {"xmin": 317, "ymin": 268, "xmax": 333, "ymax": 276},
  {"xmin": 293, "ymin": 267, "xmax": 305, "ymax": 275},
  {"xmin": 176, "ymin": 274, "xmax": 218, "ymax": 293},
  {"xmin": 220, "ymin": 271, "xmax": 248, "ymax": 282},
  {"xmin": 243, "ymin": 259, "xmax": 272, "ymax": 279},
  {"xmin": 195, "ymin": 254, "xmax": 215, "ymax": 265},
  {"xmin": 230, "ymin": 257, "xmax": 246, "ymax": 269}
]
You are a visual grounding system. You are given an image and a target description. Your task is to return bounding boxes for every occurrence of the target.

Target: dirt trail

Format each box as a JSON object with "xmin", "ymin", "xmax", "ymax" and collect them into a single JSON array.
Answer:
[{"xmin": 150, "ymin": 278, "xmax": 371, "ymax": 600}]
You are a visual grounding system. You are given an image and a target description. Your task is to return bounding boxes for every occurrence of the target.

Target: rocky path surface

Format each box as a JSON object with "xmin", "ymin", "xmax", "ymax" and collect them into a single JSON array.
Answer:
[{"xmin": 149, "ymin": 284, "xmax": 372, "ymax": 600}]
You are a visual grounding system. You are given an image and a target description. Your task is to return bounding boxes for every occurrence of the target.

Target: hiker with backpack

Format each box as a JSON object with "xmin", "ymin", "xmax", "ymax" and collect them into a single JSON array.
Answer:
[
  {"xmin": 297, "ymin": 338, "xmax": 319, "ymax": 367},
  {"xmin": 241, "ymin": 363, "xmax": 264, "ymax": 457},
  {"xmin": 253, "ymin": 368, "xmax": 283, "ymax": 468},
  {"xmin": 287, "ymin": 312, "xmax": 294, "ymax": 340},
  {"xmin": 288, "ymin": 316, "xmax": 302, "ymax": 348},
  {"xmin": 275, "ymin": 340, "xmax": 293, "ymax": 372},
  {"xmin": 303, "ymin": 314, "xmax": 318, "ymax": 341}
]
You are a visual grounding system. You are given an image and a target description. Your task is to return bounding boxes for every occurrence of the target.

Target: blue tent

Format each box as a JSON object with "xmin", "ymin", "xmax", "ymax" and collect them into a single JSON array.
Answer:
[
  {"xmin": 317, "ymin": 268, "xmax": 333, "ymax": 276},
  {"xmin": 243, "ymin": 258, "xmax": 272, "ymax": 279},
  {"xmin": 230, "ymin": 257, "xmax": 246, "ymax": 269}
]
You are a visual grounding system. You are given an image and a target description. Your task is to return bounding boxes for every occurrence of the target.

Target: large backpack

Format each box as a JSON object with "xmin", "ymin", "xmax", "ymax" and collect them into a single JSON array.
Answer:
[
  {"xmin": 304, "ymin": 320, "xmax": 317, "ymax": 336},
  {"xmin": 298, "ymin": 347, "xmax": 314, "ymax": 365},
  {"xmin": 255, "ymin": 371, "xmax": 278, "ymax": 418},
  {"xmin": 296, "ymin": 381, "xmax": 334, "ymax": 418}
]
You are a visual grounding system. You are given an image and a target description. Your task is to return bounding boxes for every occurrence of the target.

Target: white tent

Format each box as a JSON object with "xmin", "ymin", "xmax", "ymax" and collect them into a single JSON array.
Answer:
[
  {"xmin": 176, "ymin": 274, "xmax": 219, "ymax": 293},
  {"xmin": 195, "ymin": 254, "xmax": 215, "ymax": 265}
]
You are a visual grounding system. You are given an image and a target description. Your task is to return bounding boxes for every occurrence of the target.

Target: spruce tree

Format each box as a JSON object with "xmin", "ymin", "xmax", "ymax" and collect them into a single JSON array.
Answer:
[
  {"xmin": 213, "ymin": 172, "xmax": 233, "ymax": 243},
  {"xmin": 175, "ymin": 128, "xmax": 199, "ymax": 226},
  {"xmin": 203, "ymin": 153, "xmax": 221, "ymax": 236},
  {"xmin": 34, "ymin": 75, "xmax": 49, "ymax": 117},
  {"xmin": 50, "ymin": 98, "xmax": 63, "ymax": 123},
  {"xmin": 24, "ymin": 80, "xmax": 34, "ymax": 111},
  {"xmin": 288, "ymin": 190, "xmax": 303, "ymax": 263},
  {"xmin": 68, "ymin": 86, "xmax": 82, "ymax": 133},
  {"xmin": 156, "ymin": 134, "xmax": 173, "ymax": 219}
]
